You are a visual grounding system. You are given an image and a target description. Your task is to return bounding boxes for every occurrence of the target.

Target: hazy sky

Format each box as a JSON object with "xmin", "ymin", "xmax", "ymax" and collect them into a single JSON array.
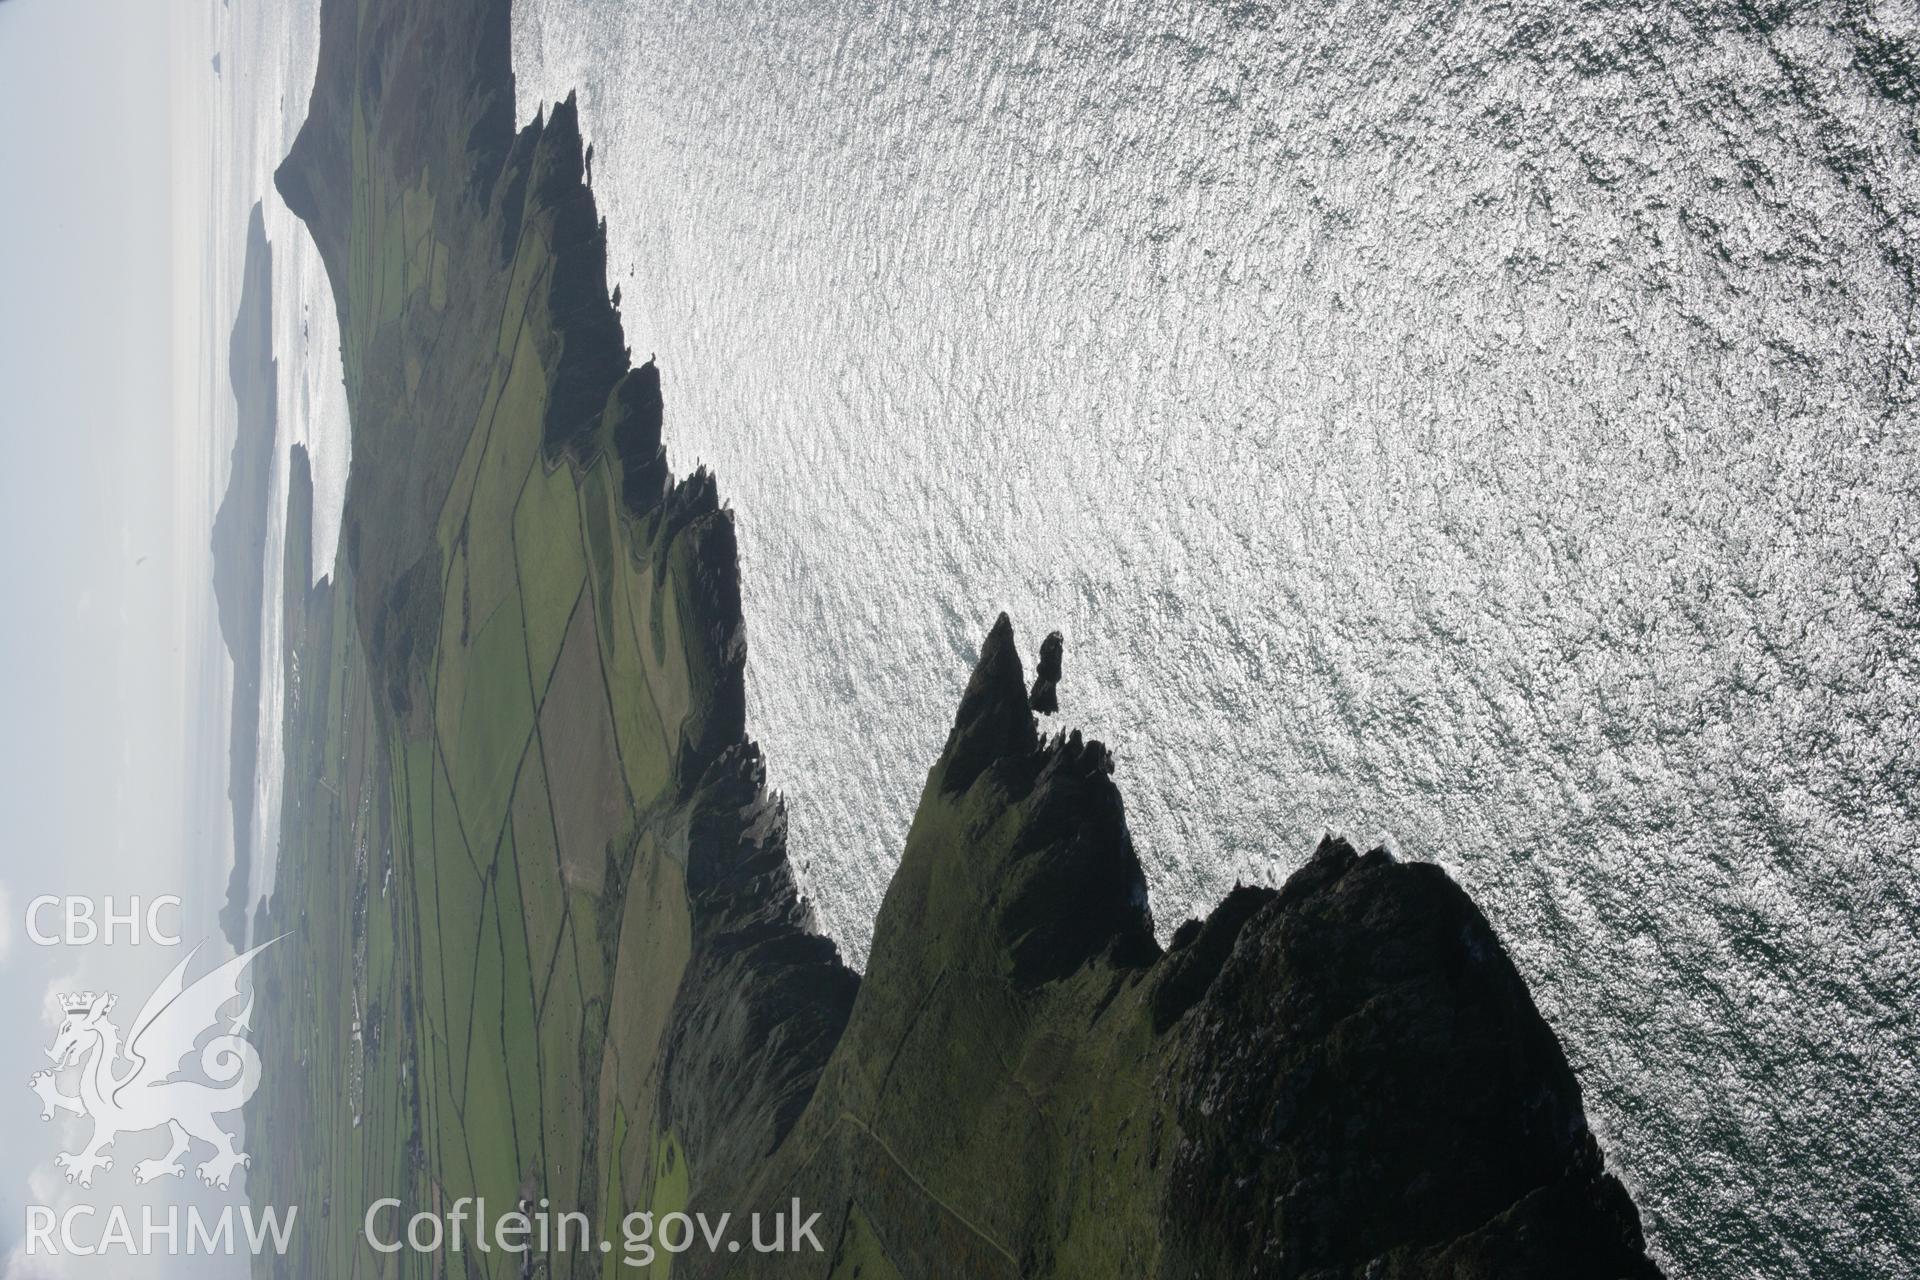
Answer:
[{"xmin": 0, "ymin": 0, "xmax": 238, "ymax": 1274}]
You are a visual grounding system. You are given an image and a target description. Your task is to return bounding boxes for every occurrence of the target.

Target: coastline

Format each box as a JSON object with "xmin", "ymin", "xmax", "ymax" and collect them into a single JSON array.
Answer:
[{"xmin": 241, "ymin": 0, "xmax": 1663, "ymax": 1274}]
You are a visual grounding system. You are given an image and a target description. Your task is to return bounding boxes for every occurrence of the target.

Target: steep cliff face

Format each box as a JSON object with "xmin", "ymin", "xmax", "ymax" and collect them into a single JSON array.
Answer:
[
  {"xmin": 249, "ymin": 0, "xmax": 1665, "ymax": 1273},
  {"xmin": 701, "ymin": 618, "xmax": 1659, "ymax": 1278},
  {"xmin": 254, "ymin": 1, "xmax": 859, "ymax": 1263},
  {"xmin": 211, "ymin": 202, "xmax": 276, "ymax": 950}
]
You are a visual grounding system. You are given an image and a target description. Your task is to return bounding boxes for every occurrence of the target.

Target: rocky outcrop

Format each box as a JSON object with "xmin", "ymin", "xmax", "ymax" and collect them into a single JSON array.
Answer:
[
  {"xmin": 698, "ymin": 619, "xmax": 1660, "ymax": 1278},
  {"xmin": 1158, "ymin": 837, "xmax": 1656, "ymax": 1278},
  {"xmin": 608, "ymin": 358, "xmax": 670, "ymax": 517},
  {"xmin": 255, "ymin": 0, "xmax": 1668, "ymax": 1273},
  {"xmin": 1029, "ymin": 628, "xmax": 1064, "ymax": 714}
]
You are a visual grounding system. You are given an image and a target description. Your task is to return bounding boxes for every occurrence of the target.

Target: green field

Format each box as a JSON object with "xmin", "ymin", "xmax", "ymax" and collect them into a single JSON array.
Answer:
[
  {"xmin": 247, "ymin": 34, "xmax": 720, "ymax": 1272},
  {"xmin": 245, "ymin": 0, "xmax": 1662, "ymax": 1276}
]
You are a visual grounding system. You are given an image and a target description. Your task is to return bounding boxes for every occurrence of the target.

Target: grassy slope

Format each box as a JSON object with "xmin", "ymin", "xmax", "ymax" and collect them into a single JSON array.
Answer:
[
  {"xmin": 712, "ymin": 620, "xmax": 1662, "ymax": 1279},
  {"xmin": 245, "ymin": 1, "xmax": 848, "ymax": 1273},
  {"xmin": 245, "ymin": 0, "xmax": 1663, "ymax": 1277}
]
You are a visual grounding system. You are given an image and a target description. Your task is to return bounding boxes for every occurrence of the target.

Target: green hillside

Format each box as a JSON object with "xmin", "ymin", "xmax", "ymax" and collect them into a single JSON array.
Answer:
[{"xmin": 245, "ymin": 0, "xmax": 1662, "ymax": 1275}]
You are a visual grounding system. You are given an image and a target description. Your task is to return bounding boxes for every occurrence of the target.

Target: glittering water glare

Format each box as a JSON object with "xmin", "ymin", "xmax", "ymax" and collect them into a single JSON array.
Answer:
[{"xmin": 511, "ymin": 2, "xmax": 1919, "ymax": 1273}]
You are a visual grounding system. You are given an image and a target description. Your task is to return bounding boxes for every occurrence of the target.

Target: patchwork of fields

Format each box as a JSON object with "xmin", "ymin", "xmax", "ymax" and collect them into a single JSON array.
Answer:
[
  {"xmin": 248, "ymin": 46, "xmax": 744, "ymax": 1273},
  {"xmin": 246, "ymin": 2, "xmax": 1667, "ymax": 1278}
]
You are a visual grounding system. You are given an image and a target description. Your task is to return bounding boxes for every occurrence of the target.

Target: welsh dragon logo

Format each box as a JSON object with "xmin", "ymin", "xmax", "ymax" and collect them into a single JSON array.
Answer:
[{"xmin": 27, "ymin": 938, "xmax": 277, "ymax": 1191}]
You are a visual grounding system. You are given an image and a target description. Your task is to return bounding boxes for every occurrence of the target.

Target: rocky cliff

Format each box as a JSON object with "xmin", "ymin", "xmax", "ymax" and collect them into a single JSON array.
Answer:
[
  {"xmin": 699, "ymin": 616, "xmax": 1658, "ymax": 1277},
  {"xmin": 245, "ymin": 0, "xmax": 1665, "ymax": 1273}
]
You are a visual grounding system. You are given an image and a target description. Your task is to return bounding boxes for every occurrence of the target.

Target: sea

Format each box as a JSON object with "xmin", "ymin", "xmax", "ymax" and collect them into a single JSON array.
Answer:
[
  {"xmin": 199, "ymin": 0, "xmax": 348, "ymax": 912},
  {"xmin": 506, "ymin": 1, "xmax": 1920, "ymax": 1276}
]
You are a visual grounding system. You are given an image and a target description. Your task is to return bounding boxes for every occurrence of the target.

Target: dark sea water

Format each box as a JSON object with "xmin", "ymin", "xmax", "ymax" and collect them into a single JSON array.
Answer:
[{"xmin": 512, "ymin": 2, "xmax": 1919, "ymax": 1273}]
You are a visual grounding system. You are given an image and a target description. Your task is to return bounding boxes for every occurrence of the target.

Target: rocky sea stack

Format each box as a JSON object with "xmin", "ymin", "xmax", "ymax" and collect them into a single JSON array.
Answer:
[
  {"xmin": 244, "ymin": 0, "xmax": 1666, "ymax": 1273},
  {"xmin": 695, "ymin": 617, "xmax": 1660, "ymax": 1277}
]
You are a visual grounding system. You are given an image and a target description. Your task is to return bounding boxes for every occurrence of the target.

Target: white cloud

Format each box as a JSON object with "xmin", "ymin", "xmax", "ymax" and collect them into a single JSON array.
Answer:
[{"xmin": 3, "ymin": 1168, "xmax": 81, "ymax": 1278}]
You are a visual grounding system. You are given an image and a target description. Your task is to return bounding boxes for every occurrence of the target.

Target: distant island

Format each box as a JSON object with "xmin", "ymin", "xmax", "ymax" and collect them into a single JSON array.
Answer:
[
  {"xmin": 244, "ymin": 0, "xmax": 1664, "ymax": 1274},
  {"xmin": 210, "ymin": 201, "xmax": 274, "ymax": 952}
]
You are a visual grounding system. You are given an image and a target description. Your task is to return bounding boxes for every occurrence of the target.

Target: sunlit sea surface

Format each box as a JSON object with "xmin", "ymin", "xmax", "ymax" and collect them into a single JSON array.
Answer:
[
  {"xmin": 203, "ymin": 0, "xmax": 348, "ymax": 906},
  {"xmin": 509, "ymin": 3, "xmax": 1919, "ymax": 1274}
]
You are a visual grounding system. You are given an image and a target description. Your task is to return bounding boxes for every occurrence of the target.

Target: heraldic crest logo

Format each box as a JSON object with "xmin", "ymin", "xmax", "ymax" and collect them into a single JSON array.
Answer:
[{"xmin": 26, "ymin": 938, "xmax": 278, "ymax": 1191}]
